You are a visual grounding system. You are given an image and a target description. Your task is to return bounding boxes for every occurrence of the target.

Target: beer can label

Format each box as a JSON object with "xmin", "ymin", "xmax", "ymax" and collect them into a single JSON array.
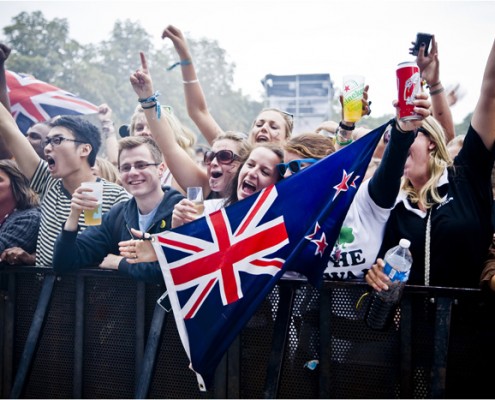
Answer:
[{"xmin": 396, "ymin": 61, "xmax": 421, "ymax": 121}]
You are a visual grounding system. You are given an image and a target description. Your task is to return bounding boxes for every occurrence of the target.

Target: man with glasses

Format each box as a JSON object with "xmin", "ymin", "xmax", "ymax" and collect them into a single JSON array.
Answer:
[
  {"xmin": 52, "ymin": 136, "xmax": 184, "ymax": 283},
  {"xmin": 0, "ymin": 104, "xmax": 129, "ymax": 266}
]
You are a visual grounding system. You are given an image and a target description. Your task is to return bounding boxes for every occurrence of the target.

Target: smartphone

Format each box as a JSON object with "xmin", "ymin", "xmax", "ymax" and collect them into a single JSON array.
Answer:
[{"xmin": 411, "ymin": 32, "xmax": 432, "ymax": 56}]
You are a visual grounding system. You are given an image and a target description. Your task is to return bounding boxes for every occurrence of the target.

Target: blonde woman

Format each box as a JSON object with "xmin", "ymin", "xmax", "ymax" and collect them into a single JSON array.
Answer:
[
  {"xmin": 367, "ymin": 37, "xmax": 495, "ymax": 290},
  {"xmin": 162, "ymin": 25, "xmax": 293, "ymax": 146}
]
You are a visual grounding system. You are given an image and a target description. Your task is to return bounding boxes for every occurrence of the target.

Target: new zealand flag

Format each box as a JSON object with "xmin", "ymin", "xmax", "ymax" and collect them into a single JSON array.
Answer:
[
  {"xmin": 152, "ymin": 122, "xmax": 387, "ymax": 390},
  {"xmin": 6, "ymin": 70, "xmax": 98, "ymax": 134}
]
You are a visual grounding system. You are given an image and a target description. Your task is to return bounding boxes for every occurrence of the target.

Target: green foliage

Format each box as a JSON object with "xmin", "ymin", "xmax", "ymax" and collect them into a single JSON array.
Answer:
[
  {"xmin": 1, "ymin": 11, "xmax": 262, "ymax": 138},
  {"xmin": 455, "ymin": 112, "xmax": 472, "ymax": 136}
]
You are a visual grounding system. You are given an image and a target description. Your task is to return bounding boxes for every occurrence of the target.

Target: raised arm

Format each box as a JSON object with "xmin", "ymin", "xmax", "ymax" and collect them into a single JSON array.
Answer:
[
  {"xmin": 472, "ymin": 37, "xmax": 495, "ymax": 150},
  {"xmin": 0, "ymin": 102, "xmax": 41, "ymax": 179},
  {"xmin": 412, "ymin": 35, "xmax": 455, "ymax": 143},
  {"xmin": 129, "ymin": 52, "xmax": 211, "ymax": 196},
  {"xmin": 0, "ymin": 43, "xmax": 13, "ymax": 159},
  {"xmin": 162, "ymin": 25, "xmax": 224, "ymax": 145},
  {"xmin": 97, "ymin": 103, "xmax": 118, "ymax": 166}
]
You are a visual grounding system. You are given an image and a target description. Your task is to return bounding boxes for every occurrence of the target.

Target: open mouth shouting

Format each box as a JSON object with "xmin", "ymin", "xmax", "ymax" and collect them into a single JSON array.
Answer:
[
  {"xmin": 255, "ymin": 133, "xmax": 269, "ymax": 142},
  {"xmin": 238, "ymin": 179, "xmax": 256, "ymax": 199},
  {"xmin": 209, "ymin": 169, "xmax": 224, "ymax": 189},
  {"xmin": 46, "ymin": 156, "xmax": 56, "ymax": 172}
]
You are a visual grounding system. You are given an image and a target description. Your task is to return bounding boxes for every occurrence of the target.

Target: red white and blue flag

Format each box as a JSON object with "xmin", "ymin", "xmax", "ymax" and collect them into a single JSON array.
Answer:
[
  {"xmin": 152, "ymin": 123, "xmax": 387, "ymax": 390},
  {"xmin": 6, "ymin": 70, "xmax": 98, "ymax": 134}
]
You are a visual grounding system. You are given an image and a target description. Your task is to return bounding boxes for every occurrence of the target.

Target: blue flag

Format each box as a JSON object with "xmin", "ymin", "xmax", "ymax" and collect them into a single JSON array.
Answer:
[{"xmin": 152, "ymin": 122, "xmax": 387, "ymax": 390}]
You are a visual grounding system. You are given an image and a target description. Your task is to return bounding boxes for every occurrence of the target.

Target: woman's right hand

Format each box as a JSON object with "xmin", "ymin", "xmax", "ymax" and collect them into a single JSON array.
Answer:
[
  {"xmin": 394, "ymin": 91, "xmax": 431, "ymax": 132},
  {"xmin": 172, "ymin": 198, "xmax": 199, "ymax": 228},
  {"xmin": 365, "ymin": 258, "xmax": 391, "ymax": 292},
  {"xmin": 129, "ymin": 52, "xmax": 154, "ymax": 100}
]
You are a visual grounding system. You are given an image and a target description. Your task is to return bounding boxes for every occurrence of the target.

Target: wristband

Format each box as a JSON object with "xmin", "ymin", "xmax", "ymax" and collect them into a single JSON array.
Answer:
[
  {"xmin": 339, "ymin": 121, "xmax": 355, "ymax": 131},
  {"xmin": 182, "ymin": 79, "xmax": 199, "ymax": 84},
  {"xmin": 426, "ymin": 81, "xmax": 441, "ymax": 89},
  {"xmin": 429, "ymin": 87, "xmax": 445, "ymax": 96},
  {"xmin": 141, "ymin": 103, "xmax": 157, "ymax": 109},
  {"xmin": 138, "ymin": 92, "xmax": 161, "ymax": 119},
  {"xmin": 336, "ymin": 135, "xmax": 353, "ymax": 146},
  {"xmin": 166, "ymin": 59, "xmax": 192, "ymax": 71}
]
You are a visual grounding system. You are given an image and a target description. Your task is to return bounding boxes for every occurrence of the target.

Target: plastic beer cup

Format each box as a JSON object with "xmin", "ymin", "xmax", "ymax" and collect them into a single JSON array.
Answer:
[
  {"xmin": 81, "ymin": 181, "xmax": 103, "ymax": 225},
  {"xmin": 342, "ymin": 75, "xmax": 365, "ymax": 123},
  {"xmin": 187, "ymin": 187, "xmax": 204, "ymax": 219},
  {"xmin": 396, "ymin": 61, "xmax": 422, "ymax": 121}
]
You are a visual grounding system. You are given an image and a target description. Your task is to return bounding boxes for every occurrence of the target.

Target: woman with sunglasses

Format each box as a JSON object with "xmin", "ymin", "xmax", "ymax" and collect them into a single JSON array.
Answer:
[
  {"xmin": 119, "ymin": 142, "xmax": 283, "ymax": 261},
  {"xmin": 130, "ymin": 52, "xmax": 251, "ymax": 205},
  {"xmin": 162, "ymin": 25, "xmax": 293, "ymax": 146}
]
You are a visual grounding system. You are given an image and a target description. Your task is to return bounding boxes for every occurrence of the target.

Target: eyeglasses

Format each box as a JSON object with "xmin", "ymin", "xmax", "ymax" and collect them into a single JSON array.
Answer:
[
  {"xmin": 43, "ymin": 136, "xmax": 87, "ymax": 147},
  {"xmin": 277, "ymin": 158, "xmax": 318, "ymax": 176},
  {"xmin": 118, "ymin": 161, "xmax": 160, "ymax": 173},
  {"xmin": 203, "ymin": 150, "xmax": 240, "ymax": 166}
]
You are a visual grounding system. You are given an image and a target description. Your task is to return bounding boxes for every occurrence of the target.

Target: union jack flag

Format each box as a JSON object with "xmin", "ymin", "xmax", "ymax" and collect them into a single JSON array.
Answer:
[
  {"xmin": 153, "ymin": 122, "xmax": 387, "ymax": 390},
  {"xmin": 6, "ymin": 70, "xmax": 98, "ymax": 134}
]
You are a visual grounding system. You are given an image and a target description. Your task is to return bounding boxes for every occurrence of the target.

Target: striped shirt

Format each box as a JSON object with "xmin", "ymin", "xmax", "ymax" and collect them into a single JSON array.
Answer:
[{"xmin": 30, "ymin": 160, "xmax": 130, "ymax": 267}]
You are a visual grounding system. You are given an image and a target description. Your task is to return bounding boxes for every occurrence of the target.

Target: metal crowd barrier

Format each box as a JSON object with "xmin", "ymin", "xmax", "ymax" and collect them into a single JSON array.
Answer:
[{"xmin": 1, "ymin": 266, "xmax": 494, "ymax": 398}]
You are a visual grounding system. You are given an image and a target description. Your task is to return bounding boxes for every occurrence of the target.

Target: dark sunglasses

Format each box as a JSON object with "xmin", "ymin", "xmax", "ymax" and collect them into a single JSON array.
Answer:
[
  {"xmin": 203, "ymin": 149, "xmax": 240, "ymax": 165},
  {"xmin": 415, "ymin": 127, "xmax": 429, "ymax": 137},
  {"xmin": 277, "ymin": 158, "xmax": 318, "ymax": 176}
]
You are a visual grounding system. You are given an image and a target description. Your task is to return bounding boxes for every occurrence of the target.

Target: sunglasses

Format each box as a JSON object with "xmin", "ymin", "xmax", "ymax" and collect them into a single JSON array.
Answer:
[
  {"xmin": 277, "ymin": 158, "xmax": 318, "ymax": 176},
  {"xmin": 203, "ymin": 149, "xmax": 240, "ymax": 165}
]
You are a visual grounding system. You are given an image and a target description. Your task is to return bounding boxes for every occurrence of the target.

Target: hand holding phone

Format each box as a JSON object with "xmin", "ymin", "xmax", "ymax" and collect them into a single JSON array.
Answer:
[{"xmin": 410, "ymin": 32, "xmax": 433, "ymax": 56}]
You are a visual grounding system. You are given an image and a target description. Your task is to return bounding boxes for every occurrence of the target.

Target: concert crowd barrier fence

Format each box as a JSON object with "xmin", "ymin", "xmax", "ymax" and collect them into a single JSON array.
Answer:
[{"xmin": 1, "ymin": 266, "xmax": 494, "ymax": 399}]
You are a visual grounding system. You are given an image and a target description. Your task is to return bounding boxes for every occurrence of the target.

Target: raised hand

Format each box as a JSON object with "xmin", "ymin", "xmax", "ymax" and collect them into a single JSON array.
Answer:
[
  {"xmin": 395, "ymin": 91, "xmax": 431, "ymax": 132},
  {"xmin": 414, "ymin": 35, "xmax": 440, "ymax": 85},
  {"xmin": 0, "ymin": 43, "xmax": 11, "ymax": 64},
  {"xmin": 129, "ymin": 52, "xmax": 154, "ymax": 99},
  {"xmin": 162, "ymin": 25, "xmax": 190, "ymax": 59}
]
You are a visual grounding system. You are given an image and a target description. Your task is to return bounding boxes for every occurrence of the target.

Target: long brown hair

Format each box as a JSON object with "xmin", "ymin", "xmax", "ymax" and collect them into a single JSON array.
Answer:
[{"xmin": 0, "ymin": 160, "xmax": 39, "ymax": 209}]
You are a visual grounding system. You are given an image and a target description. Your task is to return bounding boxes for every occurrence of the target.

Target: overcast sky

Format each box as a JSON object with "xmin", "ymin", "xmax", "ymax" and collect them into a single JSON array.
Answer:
[{"xmin": 1, "ymin": 0, "xmax": 494, "ymax": 123}]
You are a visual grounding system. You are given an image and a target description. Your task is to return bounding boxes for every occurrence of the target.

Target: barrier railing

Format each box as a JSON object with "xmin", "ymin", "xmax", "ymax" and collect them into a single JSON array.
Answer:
[{"xmin": 1, "ymin": 266, "xmax": 494, "ymax": 398}]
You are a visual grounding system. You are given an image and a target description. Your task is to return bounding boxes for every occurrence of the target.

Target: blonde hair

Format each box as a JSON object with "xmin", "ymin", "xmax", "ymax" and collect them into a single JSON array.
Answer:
[
  {"xmin": 94, "ymin": 157, "xmax": 121, "ymax": 185},
  {"xmin": 284, "ymin": 132, "xmax": 335, "ymax": 159},
  {"xmin": 400, "ymin": 116, "xmax": 453, "ymax": 209},
  {"xmin": 129, "ymin": 105, "xmax": 197, "ymax": 159},
  {"xmin": 214, "ymin": 131, "xmax": 252, "ymax": 163},
  {"xmin": 250, "ymin": 108, "xmax": 294, "ymax": 141}
]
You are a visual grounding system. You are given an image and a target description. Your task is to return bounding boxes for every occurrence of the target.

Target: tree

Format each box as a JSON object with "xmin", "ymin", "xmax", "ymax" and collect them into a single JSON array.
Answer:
[{"xmin": 1, "ymin": 11, "xmax": 263, "ymax": 138}]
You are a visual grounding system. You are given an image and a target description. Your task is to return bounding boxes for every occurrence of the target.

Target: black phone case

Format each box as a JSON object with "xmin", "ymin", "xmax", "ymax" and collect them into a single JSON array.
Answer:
[{"xmin": 412, "ymin": 33, "xmax": 432, "ymax": 56}]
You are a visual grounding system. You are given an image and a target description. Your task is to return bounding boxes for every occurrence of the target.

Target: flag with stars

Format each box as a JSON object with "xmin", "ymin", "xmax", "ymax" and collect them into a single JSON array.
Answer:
[
  {"xmin": 152, "ymin": 122, "xmax": 387, "ymax": 390},
  {"xmin": 6, "ymin": 70, "xmax": 98, "ymax": 134}
]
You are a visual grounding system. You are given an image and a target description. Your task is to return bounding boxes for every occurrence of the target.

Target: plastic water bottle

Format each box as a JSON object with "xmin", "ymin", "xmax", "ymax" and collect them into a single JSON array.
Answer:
[{"xmin": 365, "ymin": 239, "xmax": 413, "ymax": 331}]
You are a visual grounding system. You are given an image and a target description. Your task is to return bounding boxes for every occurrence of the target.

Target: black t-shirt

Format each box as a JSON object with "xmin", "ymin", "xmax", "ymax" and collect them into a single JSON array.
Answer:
[{"xmin": 379, "ymin": 125, "xmax": 495, "ymax": 288}]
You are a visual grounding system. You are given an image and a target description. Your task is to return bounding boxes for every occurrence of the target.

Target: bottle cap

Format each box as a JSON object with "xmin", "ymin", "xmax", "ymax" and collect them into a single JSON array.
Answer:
[{"xmin": 399, "ymin": 238, "xmax": 411, "ymax": 249}]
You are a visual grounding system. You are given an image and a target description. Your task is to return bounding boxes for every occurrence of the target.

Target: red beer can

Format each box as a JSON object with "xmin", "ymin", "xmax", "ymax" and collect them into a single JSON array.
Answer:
[{"xmin": 396, "ymin": 61, "xmax": 422, "ymax": 121}]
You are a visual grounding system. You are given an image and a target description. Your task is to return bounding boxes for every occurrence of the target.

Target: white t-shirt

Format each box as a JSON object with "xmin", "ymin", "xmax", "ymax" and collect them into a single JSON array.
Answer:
[{"xmin": 323, "ymin": 179, "xmax": 392, "ymax": 280}]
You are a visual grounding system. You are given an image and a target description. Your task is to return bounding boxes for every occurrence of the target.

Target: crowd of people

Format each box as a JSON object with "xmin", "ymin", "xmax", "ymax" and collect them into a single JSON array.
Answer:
[{"xmin": 0, "ymin": 28, "xmax": 495, "ymax": 302}]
